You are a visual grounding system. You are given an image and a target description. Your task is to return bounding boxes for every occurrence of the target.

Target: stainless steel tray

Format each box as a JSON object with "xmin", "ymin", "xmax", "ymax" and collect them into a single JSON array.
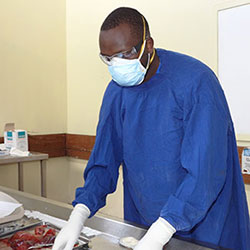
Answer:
[
  {"xmin": 0, "ymin": 217, "xmax": 89, "ymax": 250},
  {"xmin": 0, "ymin": 216, "xmax": 40, "ymax": 238}
]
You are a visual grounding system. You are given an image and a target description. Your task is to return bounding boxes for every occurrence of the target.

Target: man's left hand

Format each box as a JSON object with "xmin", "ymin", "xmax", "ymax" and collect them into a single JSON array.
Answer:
[{"xmin": 134, "ymin": 217, "xmax": 176, "ymax": 250}]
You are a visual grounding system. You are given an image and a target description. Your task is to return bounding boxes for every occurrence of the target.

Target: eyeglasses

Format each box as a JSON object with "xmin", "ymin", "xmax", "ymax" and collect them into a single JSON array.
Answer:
[{"xmin": 99, "ymin": 40, "xmax": 143, "ymax": 65}]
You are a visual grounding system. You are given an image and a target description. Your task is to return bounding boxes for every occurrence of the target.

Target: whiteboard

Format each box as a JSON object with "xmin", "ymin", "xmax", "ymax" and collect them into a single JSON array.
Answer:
[{"xmin": 218, "ymin": 4, "xmax": 250, "ymax": 135}]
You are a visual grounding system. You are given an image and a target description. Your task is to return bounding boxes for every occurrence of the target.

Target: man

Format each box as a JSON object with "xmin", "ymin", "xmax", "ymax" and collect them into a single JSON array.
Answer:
[{"xmin": 53, "ymin": 7, "xmax": 250, "ymax": 250}]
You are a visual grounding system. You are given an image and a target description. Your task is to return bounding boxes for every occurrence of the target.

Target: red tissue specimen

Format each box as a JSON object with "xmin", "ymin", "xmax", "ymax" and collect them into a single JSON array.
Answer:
[{"xmin": 0, "ymin": 225, "xmax": 56, "ymax": 250}]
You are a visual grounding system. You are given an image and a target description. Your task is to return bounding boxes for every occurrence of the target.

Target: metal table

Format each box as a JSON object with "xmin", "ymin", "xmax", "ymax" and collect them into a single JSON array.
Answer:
[
  {"xmin": 0, "ymin": 186, "xmax": 214, "ymax": 250},
  {"xmin": 0, "ymin": 152, "xmax": 48, "ymax": 197}
]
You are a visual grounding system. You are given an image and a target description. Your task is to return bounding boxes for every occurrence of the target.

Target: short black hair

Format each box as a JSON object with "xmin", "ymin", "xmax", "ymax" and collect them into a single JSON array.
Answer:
[{"xmin": 101, "ymin": 7, "xmax": 150, "ymax": 42}]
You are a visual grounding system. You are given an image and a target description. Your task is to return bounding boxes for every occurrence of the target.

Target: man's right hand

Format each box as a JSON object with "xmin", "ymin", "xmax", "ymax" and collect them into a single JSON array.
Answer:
[{"xmin": 52, "ymin": 204, "xmax": 90, "ymax": 250}]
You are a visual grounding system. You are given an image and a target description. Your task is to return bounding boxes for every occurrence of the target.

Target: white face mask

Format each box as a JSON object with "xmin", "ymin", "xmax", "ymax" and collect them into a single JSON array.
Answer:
[{"xmin": 108, "ymin": 40, "xmax": 150, "ymax": 87}]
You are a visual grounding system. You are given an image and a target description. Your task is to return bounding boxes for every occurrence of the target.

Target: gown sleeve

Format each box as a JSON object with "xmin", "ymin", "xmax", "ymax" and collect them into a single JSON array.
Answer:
[
  {"xmin": 72, "ymin": 84, "xmax": 123, "ymax": 217},
  {"xmin": 160, "ymin": 71, "xmax": 232, "ymax": 231}
]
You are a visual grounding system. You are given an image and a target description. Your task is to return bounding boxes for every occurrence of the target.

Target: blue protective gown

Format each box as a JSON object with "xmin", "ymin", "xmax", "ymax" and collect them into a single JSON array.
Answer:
[{"xmin": 73, "ymin": 49, "xmax": 250, "ymax": 250}]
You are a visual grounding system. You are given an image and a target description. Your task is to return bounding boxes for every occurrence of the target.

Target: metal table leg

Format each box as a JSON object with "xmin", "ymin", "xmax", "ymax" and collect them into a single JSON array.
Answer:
[
  {"xmin": 18, "ymin": 162, "xmax": 24, "ymax": 191},
  {"xmin": 40, "ymin": 160, "xmax": 47, "ymax": 197}
]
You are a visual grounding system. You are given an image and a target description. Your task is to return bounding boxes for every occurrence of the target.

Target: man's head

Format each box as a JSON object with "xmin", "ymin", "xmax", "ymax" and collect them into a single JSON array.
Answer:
[
  {"xmin": 99, "ymin": 7, "xmax": 153, "ymax": 62},
  {"xmin": 101, "ymin": 7, "xmax": 150, "ymax": 44},
  {"xmin": 99, "ymin": 7, "xmax": 158, "ymax": 86}
]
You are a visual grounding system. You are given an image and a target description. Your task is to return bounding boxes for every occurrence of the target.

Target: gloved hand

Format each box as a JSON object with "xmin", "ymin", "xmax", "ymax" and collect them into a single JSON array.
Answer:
[
  {"xmin": 134, "ymin": 217, "xmax": 176, "ymax": 250},
  {"xmin": 52, "ymin": 204, "xmax": 90, "ymax": 250}
]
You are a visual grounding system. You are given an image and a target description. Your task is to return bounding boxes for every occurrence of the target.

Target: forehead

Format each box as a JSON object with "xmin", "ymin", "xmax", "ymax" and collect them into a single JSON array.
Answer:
[{"xmin": 99, "ymin": 23, "xmax": 138, "ymax": 56}]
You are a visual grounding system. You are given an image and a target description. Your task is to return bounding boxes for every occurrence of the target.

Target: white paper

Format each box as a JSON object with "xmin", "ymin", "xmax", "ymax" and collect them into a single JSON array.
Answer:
[
  {"xmin": 10, "ymin": 148, "xmax": 30, "ymax": 157},
  {"xmin": 0, "ymin": 144, "xmax": 7, "ymax": 150},
  {"xmin": 0, "ymin": 201, "xmax": 22, "ymax": 218}
]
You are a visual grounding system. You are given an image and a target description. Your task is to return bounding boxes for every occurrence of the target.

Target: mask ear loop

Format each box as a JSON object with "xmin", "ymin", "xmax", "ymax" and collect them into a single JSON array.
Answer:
[
  {"xmin": 139, "ymin": 16, "xmax": 156, "ymax": 68},
  {"xmin": 144, "ymin": 48, "xmax": 155, "ymax": 71},
  {"xmin": 149, "ymin": 49, "xmax": 155, "ymax": 65},
  {"xmin": 137, "ymin": 16, "xmax": 146, "ymax": 57}
]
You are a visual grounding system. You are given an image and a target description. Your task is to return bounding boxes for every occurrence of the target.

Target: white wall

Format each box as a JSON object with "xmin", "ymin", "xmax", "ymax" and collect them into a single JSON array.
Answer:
[
  {"xmin": 245, "ymin": 185, "xmax": 250, "ymax": 211},
  {"xmin": 0, "ymin": 0, "xmax": 67, "ymax": 135}
]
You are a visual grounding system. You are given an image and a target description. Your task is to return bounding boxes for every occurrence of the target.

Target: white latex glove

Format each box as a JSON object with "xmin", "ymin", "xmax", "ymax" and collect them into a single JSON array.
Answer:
[
  {"xmin": 52, "ymin": 204, "xmax": 90, "ymax": 250},
  {"xmin": 134, "ymin": 217, "xmax": 176, "ymax": 250}
]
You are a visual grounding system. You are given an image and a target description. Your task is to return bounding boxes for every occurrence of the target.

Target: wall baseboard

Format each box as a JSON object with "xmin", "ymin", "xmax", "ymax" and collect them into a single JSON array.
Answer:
[
  {"xmin": 28, "ymin": 134, "xmax": 66, "ymax": 157},
  {"xmin": 66, "ymin": 134, "xmax": 95, "ymax": 160}
]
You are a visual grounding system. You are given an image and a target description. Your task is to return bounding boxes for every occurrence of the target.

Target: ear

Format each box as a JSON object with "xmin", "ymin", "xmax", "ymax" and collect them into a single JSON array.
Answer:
[{"xmin": 146, "ymin": 37, "xmax": 154, "ymax": 54}]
